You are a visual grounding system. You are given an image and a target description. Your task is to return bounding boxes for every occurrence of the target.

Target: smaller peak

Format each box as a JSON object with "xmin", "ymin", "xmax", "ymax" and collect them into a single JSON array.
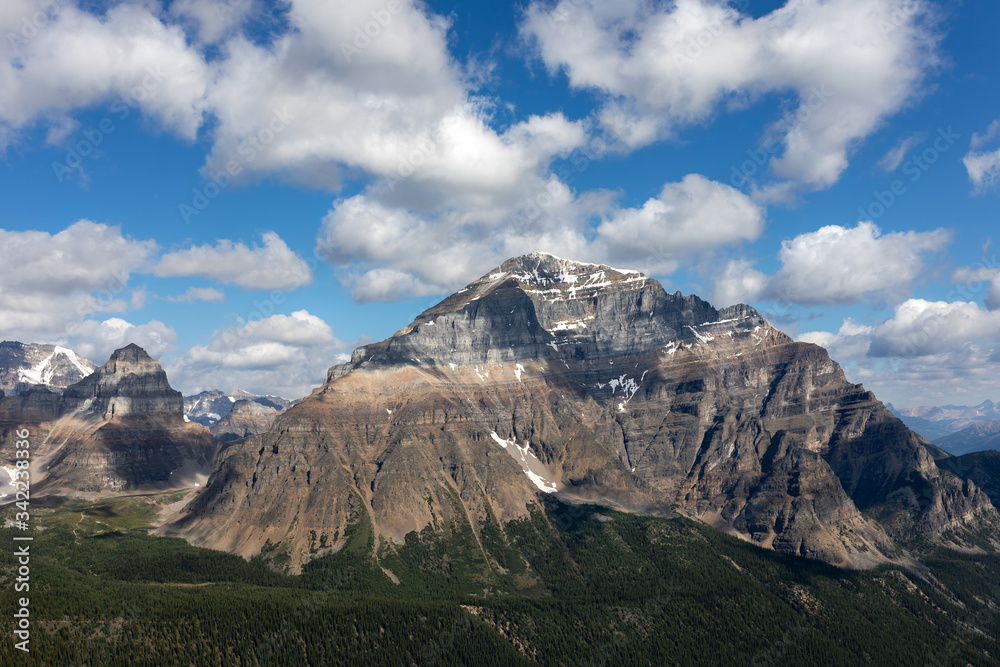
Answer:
[{"xmin": 108, "ymin": 343, "xmax": 152, "ymax": 362}]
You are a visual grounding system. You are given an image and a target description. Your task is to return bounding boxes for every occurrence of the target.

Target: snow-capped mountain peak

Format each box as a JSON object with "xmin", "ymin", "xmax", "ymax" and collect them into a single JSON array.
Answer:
[{"xmin": 0, "ymin": 341, "xmax": 96, "ymax": 395}]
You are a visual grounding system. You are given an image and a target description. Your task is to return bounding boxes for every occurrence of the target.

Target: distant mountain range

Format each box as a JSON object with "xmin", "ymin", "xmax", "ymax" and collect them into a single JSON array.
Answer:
[
  {"xmin": 935, "ymin": 420, "xmax": 1000, "ymax": 456},
  {"xmin": 183, "ymin": 389, "xmax": 294, "ymax": 441},
  {"xmin": 887, "ymin": 400, "xmax": 1000, "ymax": 453},
  {"xmin": 0, "ymin": 341, "xmax": 291, "ymax": 444},
  {"xmin": 10, "ymin": 252, "xmax": 1000, "ymax": 665}
]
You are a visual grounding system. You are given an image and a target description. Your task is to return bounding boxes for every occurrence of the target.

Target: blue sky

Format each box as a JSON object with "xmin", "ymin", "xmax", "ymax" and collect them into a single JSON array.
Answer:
[{"xmin": 1, "ymin": 0, "xmax": 998, "ymax": 406}]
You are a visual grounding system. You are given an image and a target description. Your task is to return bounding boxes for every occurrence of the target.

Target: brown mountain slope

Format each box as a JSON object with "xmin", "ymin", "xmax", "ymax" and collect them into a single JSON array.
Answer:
[{"xmin": 165, "ymin": 253, "xmax": 997, "ymax": 570}]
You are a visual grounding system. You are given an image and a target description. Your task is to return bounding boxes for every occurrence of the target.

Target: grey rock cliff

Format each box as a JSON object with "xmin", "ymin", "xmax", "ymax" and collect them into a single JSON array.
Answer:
[{"xmin": 62, "ymin": 344, "xmax": 184, "ymax": 419}]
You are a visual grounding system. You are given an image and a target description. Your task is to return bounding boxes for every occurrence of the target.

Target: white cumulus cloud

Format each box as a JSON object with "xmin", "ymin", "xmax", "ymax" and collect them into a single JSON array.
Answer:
[
  {"xmin": 951, "ymin": 265, "xmax": 1000, "ymax": 311},
  {"xmin": 712, "ymin": 222, "xmax": 950, "ymax": 307},
  {"xmin": 317, "ymin": 173, "xmax": 763, "ymax": 301},
  {"xmin": 155, "ymin": 232, "xmax": 313, "ymax": 291},
  {"xmin": 877, "ymin": 133, "xmax": 926, "ymax": 172},
  {"xmin": 964, "ymin": 118, "xmax": 1000, "ymax": 192},
  {"xmin": 797, "ymin": 300, "xmax": 1000, "ymax": 406},
  {"xmin": 165, "ymin": 310, "xmax": 348, "ymax": 398},
  {"xmin": 0, "ymin": 0, "xmax": 209, "ymax": 145},
  {"xmin": 166, "ymin": 287, "xmax": 226, "ymax": 304},
  {"xmin": 597, "ymin": 174, "xmax": 765, "ymax": 273},
  {"xmin": 522, "ymin": 0, "xmax": 940, "ymax": 190},
  {"xmin": 69, "ymin": 317, "xmax": 178, "ymax": 364},
  {"xmin": 0, "ymin": 221, "xmax": 155, "ymax": 342}
]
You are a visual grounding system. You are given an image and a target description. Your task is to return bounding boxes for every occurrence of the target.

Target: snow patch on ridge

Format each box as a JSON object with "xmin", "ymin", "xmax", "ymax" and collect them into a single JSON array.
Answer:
[
  {"xmin": 604, "ymin": 370, "xmax": 648, "ymax": 411},
  {"xmin": 687, "ymin": 326, "xmax": 715, "ymax": 344},
  {"xmin": 550, "ymin": 314, "xmax": 596, "ymax": 332},
  {"xmin": 501, "ymin": 255, "xmax": 647, "ymax": 302},
  {"xmin": 525, "ymin": 252, "xmax": 642, "ymax": 275},
  {"xmin": 519, "ymin": 273, "xmax": 647, "ymax": 302},
  {"xmin": 0, "ymin": 465, "xmax": 19, "ymax": 498}
]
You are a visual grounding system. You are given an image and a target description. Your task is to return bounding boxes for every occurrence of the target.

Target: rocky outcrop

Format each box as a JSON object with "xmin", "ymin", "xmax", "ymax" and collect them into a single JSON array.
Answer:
[
  {"xmin": 167, "ymin": 253, "xmax": 998, "ymax": 570},
  {"xmin": 211, "ymin": 399, "xmax": 284, "ymax": 441},
  {"xmin": 0, "ymin": 344, "xmax": 217, "ymax": 495},
  {"xmin": 0, "ymin": 341, "xmax": 95, "ymax": 396},
  {"xmin": 0, "ymin": 386, "xmax": 62, "ymax": 423},
  {"xmin": 943, "ymin": 451, "xmax": 1000, "ymax": 509}
]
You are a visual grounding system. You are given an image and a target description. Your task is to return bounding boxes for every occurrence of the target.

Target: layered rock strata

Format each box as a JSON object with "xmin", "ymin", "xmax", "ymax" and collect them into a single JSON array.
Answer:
[{"xmin": 168, "ymin": 253, "xmax": 997, "ymax": 569}]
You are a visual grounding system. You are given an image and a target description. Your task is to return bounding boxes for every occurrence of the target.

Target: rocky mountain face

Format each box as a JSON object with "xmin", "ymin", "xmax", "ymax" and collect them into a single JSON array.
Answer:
[
  {"xmin": 941, "ymin": 451, "xmax": 1000, "ymax": 511},
  {"xmin": 184, "ymin": 390, "xmax": 235, "ymax": 427},
  {"xmin": 184, "ymin": 389, "xmax": 292, "ymax": 431},
  {"xmin": 0, "ymin": 341, "xmax": 95, "ymax": 396},
  {"xmin": 211, "ymin": 399, "xmax": 285, "ymax": 442},
  {"xmin": 0, "ymin": 344, "xmax": 217, "ymax": 495},
  {"xmin": 167, "ymin": 253, "xmax": 998, "ymax": 571},
  {"xmin": 61, "ymin": 344, "xmax": 183, "ymax": 420},
  {"xmin": 937, "ymin": 420, "xmax": 1000, "ymax": 456}
]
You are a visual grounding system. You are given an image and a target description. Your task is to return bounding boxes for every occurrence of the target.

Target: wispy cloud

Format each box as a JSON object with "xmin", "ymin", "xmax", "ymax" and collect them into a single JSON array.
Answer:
[{"xmin": 877, "ymin": 132, "xmax": 925, "ymax": 172}]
